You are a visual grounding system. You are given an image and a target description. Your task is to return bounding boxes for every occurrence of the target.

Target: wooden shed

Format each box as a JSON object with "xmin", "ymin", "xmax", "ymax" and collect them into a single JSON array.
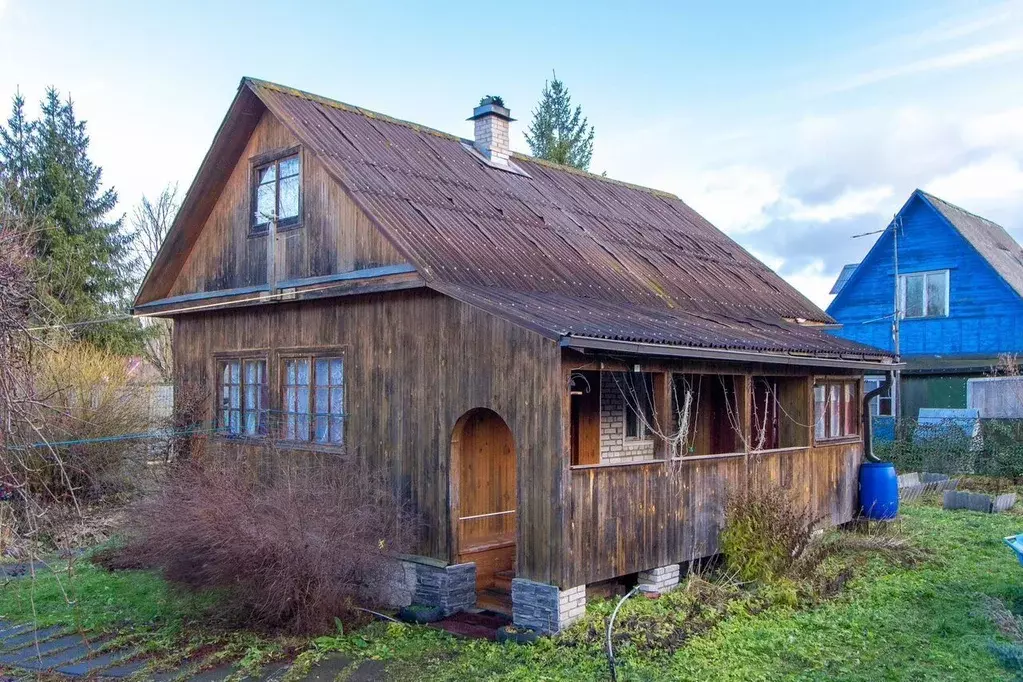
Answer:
[{"xmin": 135, "ymin": 78, "xmax": 895, "ymax": 633}]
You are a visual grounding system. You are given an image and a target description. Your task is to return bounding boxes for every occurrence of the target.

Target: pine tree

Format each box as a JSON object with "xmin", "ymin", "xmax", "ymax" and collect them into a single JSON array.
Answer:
[
  {"xmin": 524, "ymin": 72, "xmax": 595, "ymax": 170},
  {"xmin": 0, "ymin": 88, "xmax": 145, "ymax": 354}
]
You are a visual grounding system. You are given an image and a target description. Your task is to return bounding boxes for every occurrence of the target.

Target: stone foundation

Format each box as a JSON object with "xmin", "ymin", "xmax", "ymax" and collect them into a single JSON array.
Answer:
[
  {"xmin": 637, "ymin": 564, "xmax": 681, "ymax": 594},
  {"xmin": 405, "ymin": 560, "xmax": 476, "ymax": 616},
  {"xmin": 380, "ymin": 561, "xmax": 418, "ymax": 607},
  {"xmin": 512, "ymin": 578, "xmax": 586, "ymax": 634}
]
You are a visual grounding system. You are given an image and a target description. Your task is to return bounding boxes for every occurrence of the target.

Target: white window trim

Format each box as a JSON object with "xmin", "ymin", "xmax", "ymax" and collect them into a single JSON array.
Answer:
[
  {"xmin": 864, "ymin": 375, "xmax": 895, "ymax": 417},
  {"xmin": 898, "ymin": 269, "xmax": 949, "ymax": 319}
]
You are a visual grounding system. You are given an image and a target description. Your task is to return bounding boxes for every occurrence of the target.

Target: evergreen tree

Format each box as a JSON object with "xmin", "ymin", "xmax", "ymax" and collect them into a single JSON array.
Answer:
[
  {"xmin": 0, "ymin": 90, "xmax": 32, "ymax": 203},
  {"xmin": 524, "ymin": 72, "xmax": 595, "ymax": 170},
  {"xmin": 0, "ymin": 88, "xmax": 145, "ymax": 354}
]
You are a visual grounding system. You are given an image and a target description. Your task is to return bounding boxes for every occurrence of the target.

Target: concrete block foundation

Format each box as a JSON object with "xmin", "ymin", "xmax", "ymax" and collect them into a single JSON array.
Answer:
[
  {"xmin": 638, "ymin": 563, "xmax": 681, "ymax": 594},
  {"xmin": 512, "ymin": 578, "xmax": 586, "ymax": 634}
]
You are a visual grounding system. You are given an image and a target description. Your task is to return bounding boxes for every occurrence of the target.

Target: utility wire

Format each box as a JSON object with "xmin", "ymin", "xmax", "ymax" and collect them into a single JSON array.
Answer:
[{"xmin": 24, "ymin": 278, "xmax": 362, "ymax": 333}]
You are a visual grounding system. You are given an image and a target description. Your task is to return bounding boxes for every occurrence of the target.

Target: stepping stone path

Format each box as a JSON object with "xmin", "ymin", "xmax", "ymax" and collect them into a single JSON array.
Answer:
[{"xmin": 0, "ymin": 620, "xmax": 390, "ymax": 681}]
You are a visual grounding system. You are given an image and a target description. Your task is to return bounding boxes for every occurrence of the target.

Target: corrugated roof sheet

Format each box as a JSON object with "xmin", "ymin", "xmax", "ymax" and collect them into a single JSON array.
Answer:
[
  {"xmin": 919, "ymin": 191, "xmax": 1023, "ymax": 300},
  {"xmin": 243, "ymin": 78, "xmax": 891, "ymax": 360},
  {"xmin": 435, "ymin": 283, "xmax": 887, "ymax": 357}
]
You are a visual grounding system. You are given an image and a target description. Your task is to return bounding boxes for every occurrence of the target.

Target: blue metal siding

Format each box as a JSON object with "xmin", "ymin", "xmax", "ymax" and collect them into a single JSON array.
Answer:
[{"xmin": 827, "ymin": 194, "xmax": 1023, "ymax": 358}]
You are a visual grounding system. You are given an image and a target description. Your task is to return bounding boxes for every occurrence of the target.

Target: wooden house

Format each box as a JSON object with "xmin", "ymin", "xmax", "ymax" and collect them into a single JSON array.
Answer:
[
  {"xmin": 134, "ymin": 79, "xmax": 895, "ymax": 633},
  {"xmin": 827, "ymin": 190, "xmax": 1023, "ymax": 420}
]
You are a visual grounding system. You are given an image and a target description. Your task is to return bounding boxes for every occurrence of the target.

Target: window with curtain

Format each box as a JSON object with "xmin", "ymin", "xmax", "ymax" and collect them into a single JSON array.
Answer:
[
  {"xmin": 813, "ymin": 379, "xmax": 859, "ymax": 441},
  {"xmin": 282, "ymin": 355, "xmax": 345, "ymax": 445},
  {"xmin": 899, "ymin": 270, "xmax": 948, "ymax": 319},
  {"xmin": 218, "ymin": 358, "xmax": 268, "ymax": 437}
]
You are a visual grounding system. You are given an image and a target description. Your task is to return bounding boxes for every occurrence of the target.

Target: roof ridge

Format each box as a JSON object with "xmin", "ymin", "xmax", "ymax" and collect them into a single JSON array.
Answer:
[
  {"xmin": 244, "ymin": 77, "xmax": 679, "ymax": 201},
  {"xmin": 917, "ymin": 189, "xmax": 1006, "ymax": 230},
  {"xmin": 512, "ymin": 153, "xmax": 678, "ymax": 199},
  {"xmin": 245, "ymin": 77, "xmax": 465, "ymax": 144}
]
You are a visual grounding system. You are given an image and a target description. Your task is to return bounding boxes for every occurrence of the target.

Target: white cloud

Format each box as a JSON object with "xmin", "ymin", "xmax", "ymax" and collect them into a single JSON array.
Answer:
[
  {"xmin": 785, "ymin": 186, "xmax": 895, "ymax": 223},
  {"xmin": 825, "ymin": 38, "xmax": 1023, "ymax": 95},
  {"xmin": 963, "ymin": 107, "xmax": 1023, "ymax": 150},
  {"xmin": 778, "ymin": 260, "xmax": 835, "ymax": 310},
  {"xmin": 681, "ymin": 165, "xmax": 782, "ymax": 234},
  {"xmin": 925, "ymin": 154, "xmax": 1023, "ymax": 205}
]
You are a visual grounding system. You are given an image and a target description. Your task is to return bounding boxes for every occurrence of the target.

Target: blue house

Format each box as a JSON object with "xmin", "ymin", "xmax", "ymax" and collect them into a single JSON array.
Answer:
[{"xmin": 827, "ymin": 190, "xmax": 1023, "ymax": 419}]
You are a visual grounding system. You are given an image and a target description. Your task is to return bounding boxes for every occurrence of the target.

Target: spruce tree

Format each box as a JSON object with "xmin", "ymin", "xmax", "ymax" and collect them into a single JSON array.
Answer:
[
  {"xmin": 0, "ymin": 88, "xmax": 145, "ymax": 354},
  {"xmin": 0, "ymin": 90, "xmax": 32, "ymax": 203},
  {"xmin": 524, "ymin": 72, "xmax": 595, "ymax": 170}
]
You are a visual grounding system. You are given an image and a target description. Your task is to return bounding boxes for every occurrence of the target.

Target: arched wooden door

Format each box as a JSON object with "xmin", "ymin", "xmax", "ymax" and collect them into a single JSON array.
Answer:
[{"xmin": 451, "ymin": 408, "xmax": 517, "ymax": 598}]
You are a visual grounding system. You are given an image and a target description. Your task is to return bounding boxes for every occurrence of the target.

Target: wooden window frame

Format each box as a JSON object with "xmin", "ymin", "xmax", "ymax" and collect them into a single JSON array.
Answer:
[
  {"xmin": 813, "ymin": 378, "xmax": 861, "ymax": 443},
  {"xmin": 277, "ymin": 350, "xmax": 346, "ymax": 449},
  {"xmin": 898, "ymin": 269, "xmax": 949, "ymax": 319},
  {"xmin": 214, "ymin": 353, "xmax": 270, "ymax": 439},
  {"xmin": 249, "ymin": 146, "xmax": 303, "ymax": 236},
  {"xmin": 623, "ymin": 372, "xmax": 655, "ymax": 441}
]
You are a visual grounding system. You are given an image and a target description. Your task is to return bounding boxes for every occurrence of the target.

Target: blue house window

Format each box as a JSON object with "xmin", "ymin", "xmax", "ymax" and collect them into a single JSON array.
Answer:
[
  {"xmin": 864, "ymin": 376, "xmax": 893, "ymax": 417},
  {"xmin": 899, "ymin": 270, "xmax": 948, "ymax": 319}
]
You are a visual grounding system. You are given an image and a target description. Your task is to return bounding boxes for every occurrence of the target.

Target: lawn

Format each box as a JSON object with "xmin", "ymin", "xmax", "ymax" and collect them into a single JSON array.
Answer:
[{"xmin": 2, "ymin": 501, "xmax": 1022, "ymax": 680}]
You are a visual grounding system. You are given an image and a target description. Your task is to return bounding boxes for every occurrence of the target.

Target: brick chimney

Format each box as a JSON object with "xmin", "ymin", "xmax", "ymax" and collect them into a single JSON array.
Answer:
[{"xmin": 469, "ymin": 96, "xmax": 514, "ymax": 166}]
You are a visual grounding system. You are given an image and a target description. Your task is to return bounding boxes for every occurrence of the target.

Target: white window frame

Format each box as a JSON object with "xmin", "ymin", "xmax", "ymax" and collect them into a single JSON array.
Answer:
[
  {"xmin": 898, "ymin": 269, "xmax": 949, "ymax": 319},
  {"xmin": 863, "ymin": 375, "xmax": 895, "ymax": 417}
]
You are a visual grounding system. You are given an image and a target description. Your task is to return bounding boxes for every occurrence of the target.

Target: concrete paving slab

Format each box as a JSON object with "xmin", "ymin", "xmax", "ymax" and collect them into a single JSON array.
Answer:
[
  {"xmin": 294, "ymin": 653, "xmax": 354, "ymax": 682},
  {"xmin": 0, "ymin": 623, "xmax": 35, "ymax": 640},
  {"xmin": 100, "ymin": 656, "xmax": 152, "ymax": 678},
  {"xmin": 0, "ymin": 633, "xmax": 83, "ymax": 664},
  {"xmin": 178, "ymin": 662, "xmax": 237, "ymax": 682},
  {"xmin": 0, "ymin": 625, "xmax": 67, "ymax": 650},
  {"xmin": 348, "ymin": 660, "xmax": 388, "ymax": 682},
  {"xmin": 56, "ymin": 647, "xmax": 138, "ymax": 676},
  {"xmin": 17, "ymin": 638, "xmax": 108, "ymax": 671},
  {"xmin": 241, "ymin": 660, "xmax": 290, "ymax": 682}
]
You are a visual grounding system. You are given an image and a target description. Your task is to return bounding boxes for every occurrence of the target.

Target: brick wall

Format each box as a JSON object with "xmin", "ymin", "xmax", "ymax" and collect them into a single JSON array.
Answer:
[{"xmin": 600, "ymin": 373, "xmax": 656, "ymax": 463}]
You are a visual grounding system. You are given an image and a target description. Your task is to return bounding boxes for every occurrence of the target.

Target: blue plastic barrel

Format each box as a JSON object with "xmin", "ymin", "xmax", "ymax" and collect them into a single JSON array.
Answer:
[{"xmin": 859, "ymin": 462, "xmax": 899, "ymax": 520}]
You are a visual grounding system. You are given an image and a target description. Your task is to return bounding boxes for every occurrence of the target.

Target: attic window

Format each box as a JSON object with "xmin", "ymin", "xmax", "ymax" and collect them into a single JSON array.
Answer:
[
  {"xmin": 899, "ymin": 270, "xmax": 948, "ymax": 319},
  {"xmin": 252, "ymin": 153, "xmax": 301, "ymax": 232}
]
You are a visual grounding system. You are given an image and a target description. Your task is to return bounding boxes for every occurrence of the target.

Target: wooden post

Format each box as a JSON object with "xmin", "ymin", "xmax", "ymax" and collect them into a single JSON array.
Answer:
[
  {"xmin": 741, "ymin": 374, "xmax": 753, "ymax": 493},
  {"xmin": 653, "ymin": 371, "xmax": 672, "ymax": 459}
]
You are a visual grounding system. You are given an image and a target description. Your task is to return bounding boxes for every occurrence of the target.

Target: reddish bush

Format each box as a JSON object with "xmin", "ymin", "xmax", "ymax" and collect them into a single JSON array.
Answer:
[{"xmin": 123, "ymin": 450, "xmax": 417, "ymax": 633}]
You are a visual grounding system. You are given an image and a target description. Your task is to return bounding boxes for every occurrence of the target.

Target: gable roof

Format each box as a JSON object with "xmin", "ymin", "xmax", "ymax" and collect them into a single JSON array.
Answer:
[
  {"xmin": 828, "ymin": 190, "xmax": 1023, "ymax": 314},
  {"xmin": 138, "ymin": 78, "xmax": 892, "ymax": 364},
  {"xmin": 917, "ymin": 190, "xmax": 1023, "ymax": 300}
]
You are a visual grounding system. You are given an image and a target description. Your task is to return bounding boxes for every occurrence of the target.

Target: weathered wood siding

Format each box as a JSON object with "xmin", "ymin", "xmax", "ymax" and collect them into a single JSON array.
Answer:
[
  {"xmin": 173, "ymin": 288, "xmax": 564, "ymax": 584},
  {"xmin": 169, "ymin": 110, "xmax": 406, "ymax": 297},
  {"xmin": 566, "ymin": 443, "xmax": 860, "ymax": 585}
]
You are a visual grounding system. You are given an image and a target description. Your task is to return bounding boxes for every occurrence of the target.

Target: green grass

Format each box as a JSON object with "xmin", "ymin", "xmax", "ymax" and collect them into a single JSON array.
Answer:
[
  {"xmin": 3, "ymin": 502, "xmax": 1022, "ymax": 680},
  {"xmin": 0, "ymin": 560, "xmax": 218, "ymax": 634},
  {"xmin": 0, "ymin": 560, "xmax": 288, "ymax": 673},
  {"xmin": 301, "ymin": 503, "xmax": 1023, "ymax": 681}
]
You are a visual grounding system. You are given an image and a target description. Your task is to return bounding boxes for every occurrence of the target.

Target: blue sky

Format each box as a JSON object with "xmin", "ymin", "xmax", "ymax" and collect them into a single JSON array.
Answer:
[{"xmin": 2, "ymin": 0, "xmax": 1021, "ymax": 306}]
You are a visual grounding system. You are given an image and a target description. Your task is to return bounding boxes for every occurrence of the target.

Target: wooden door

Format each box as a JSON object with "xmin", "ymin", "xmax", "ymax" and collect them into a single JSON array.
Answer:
[
  {"xmin": 452, "ymin": 409, "xmax": 516, "ymax": 591},
  {"xmin": 570, "ymin": 371, "xmax": 601, "ymax": 465}
]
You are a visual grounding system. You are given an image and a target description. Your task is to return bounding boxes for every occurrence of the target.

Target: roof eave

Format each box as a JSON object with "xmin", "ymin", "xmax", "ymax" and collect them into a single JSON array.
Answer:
[
  {"xmin": 559, "ymin": 335, "xmax": 901, "ymax": 371},
  {"xmin": 135, "ymin": 79, "xmax": 266, "ymax": 306}
]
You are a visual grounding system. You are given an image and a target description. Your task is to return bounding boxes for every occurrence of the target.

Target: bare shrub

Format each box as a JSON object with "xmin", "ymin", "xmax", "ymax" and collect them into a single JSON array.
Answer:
[
  {"xmin": 13, "ymin": 344, "xmax": 155, "ymax": 501},
  {"xmin": 119, "ymin": 447, "xmax": 418, "ymax": 633},
  {"xmin": 720, "ymin": 480, "xmax": 821, "ymax": 583}
]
